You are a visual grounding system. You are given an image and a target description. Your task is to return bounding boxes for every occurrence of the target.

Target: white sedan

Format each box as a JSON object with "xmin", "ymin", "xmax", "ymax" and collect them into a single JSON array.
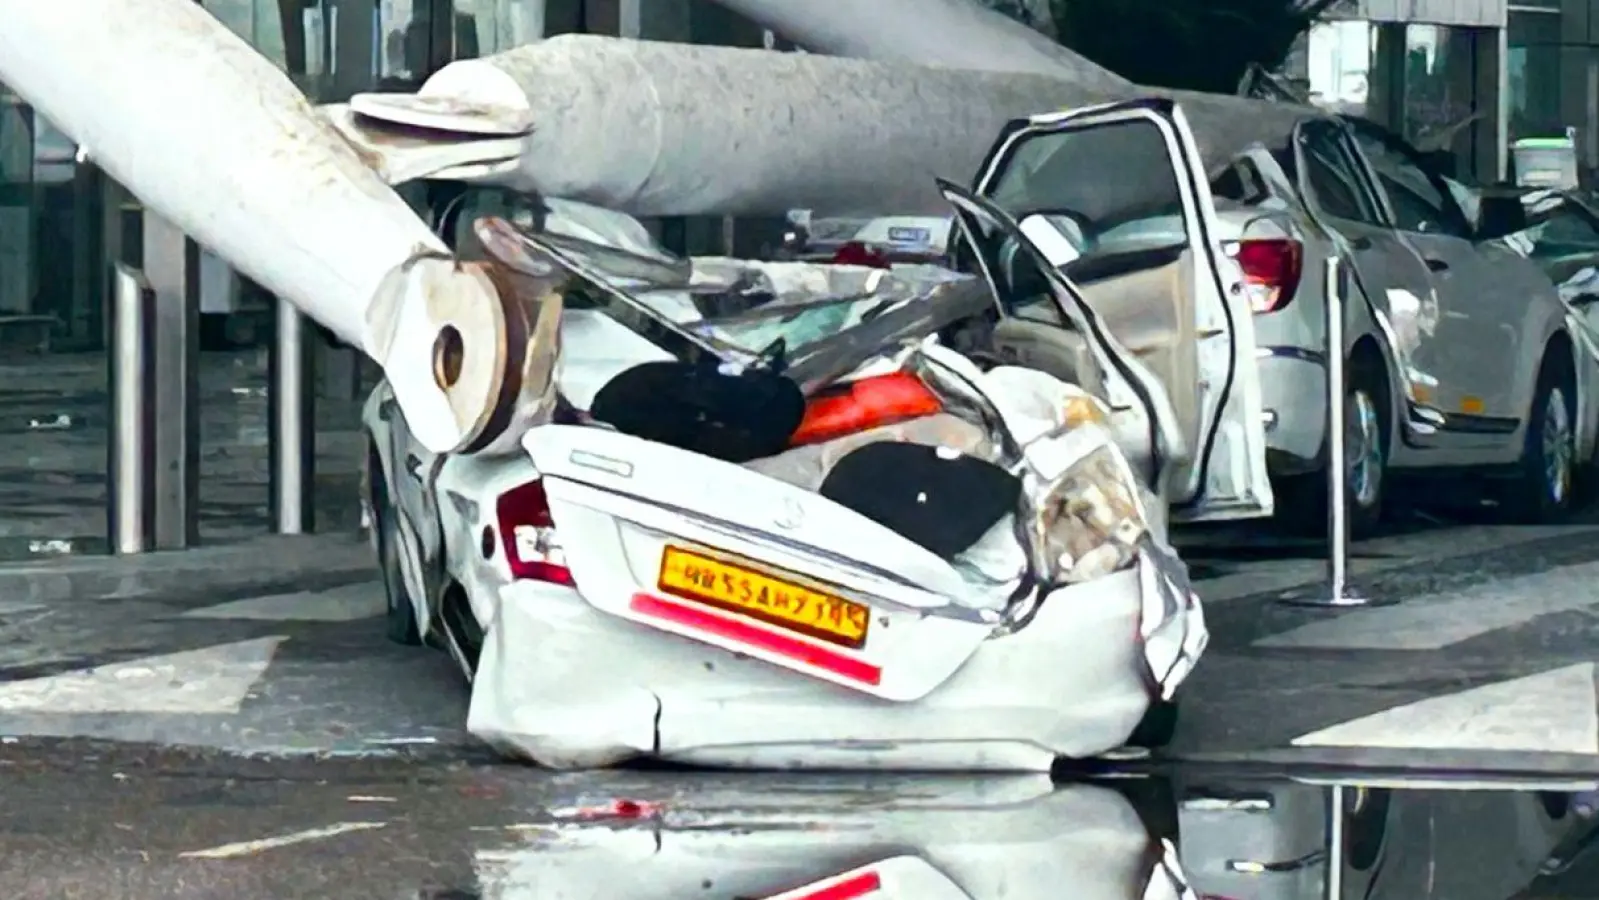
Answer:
[{"xmin": 361, "ymin": 202, "xmax": 1207, "ymax": 771}]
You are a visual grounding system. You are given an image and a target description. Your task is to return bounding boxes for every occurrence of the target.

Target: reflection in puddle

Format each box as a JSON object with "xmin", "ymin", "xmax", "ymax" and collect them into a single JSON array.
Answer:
[{"xmin": 453, "ymin": 775, "xmax": 1599, "ymax": 899}]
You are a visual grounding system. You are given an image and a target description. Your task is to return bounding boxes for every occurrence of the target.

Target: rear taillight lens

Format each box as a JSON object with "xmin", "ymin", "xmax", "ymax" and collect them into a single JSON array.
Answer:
[
  {"xmin": 790, "ymin": 371, "xmax": 943, "ymax": 447},
  {"xmin": 1229, "ymin": 237, "xmax": 1302, "ymax": 313},
  {"xmin": 831, "ymin": 241, "xmax": 890, "ymax": 268},
  {"xmin": 495, "ymin": 478, "xmax": 574, "ymax": 585}
]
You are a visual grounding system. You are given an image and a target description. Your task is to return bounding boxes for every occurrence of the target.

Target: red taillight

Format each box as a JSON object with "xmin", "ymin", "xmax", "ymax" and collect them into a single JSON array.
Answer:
[
  {"xmin": 1230, "ymin": 238, "xmax": 1302, "ymax": 313},
  {"xmin": 831, "ymin": 241, "xmax": 890, "ymax": 268},
  {"xmin": 495, "ymin": 478, "xmax": 574, "ymax": 585},
  {"xmin": 790, "ymin": 371, "xmax": 943, "ymax": 448}
]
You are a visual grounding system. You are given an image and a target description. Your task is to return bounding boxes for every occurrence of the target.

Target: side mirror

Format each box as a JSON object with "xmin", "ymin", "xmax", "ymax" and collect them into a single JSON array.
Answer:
[
  {"xmin": 1476, "ymin": 194, "xmax": 1529, "ymax": 241},
  {"xmin": 1418, "ymin": 150, "xmax": 1457, "ymax": 179}
]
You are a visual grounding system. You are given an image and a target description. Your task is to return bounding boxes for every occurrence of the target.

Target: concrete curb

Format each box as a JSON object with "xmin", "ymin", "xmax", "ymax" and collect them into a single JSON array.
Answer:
[{"xmin": 0, "ymin": 534, "xmax": 377, "ymax": 605}]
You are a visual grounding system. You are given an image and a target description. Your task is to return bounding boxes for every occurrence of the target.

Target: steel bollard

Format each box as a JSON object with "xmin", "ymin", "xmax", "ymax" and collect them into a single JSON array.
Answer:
[
  {"xmin": 1279, "ymin": 257, "xmax": 1394, "ymax": 608},
  {"xmin": 1324, "ymin": 785, "xmax": 1347, "ymax": 900},
  {"xmin": 269, "ymin": 298, "xmax": 315, "ymax": 533},
  {"xmin": 107, "ymin": 263, "xmax": 156, "ymax": 553}
]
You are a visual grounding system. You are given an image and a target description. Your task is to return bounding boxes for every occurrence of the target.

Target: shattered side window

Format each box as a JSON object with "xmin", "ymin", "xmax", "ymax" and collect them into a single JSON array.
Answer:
[
  {"xmin": 1526, "ymin": 203, "xmax": 1599, "ymax": 259},
  {"xmin": 985, "ymin": 120, "xmax": 1188, "ymax": 257},
  {"xmin": 1211, "ymin": 158, "xmax": 1270, "ymax": 208}
]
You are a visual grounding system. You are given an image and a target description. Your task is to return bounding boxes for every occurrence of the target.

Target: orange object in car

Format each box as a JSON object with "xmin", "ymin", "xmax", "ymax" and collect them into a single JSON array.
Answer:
[{"xmin": 790, "ymin": 371, "xmax": 943, "ymax": 447}]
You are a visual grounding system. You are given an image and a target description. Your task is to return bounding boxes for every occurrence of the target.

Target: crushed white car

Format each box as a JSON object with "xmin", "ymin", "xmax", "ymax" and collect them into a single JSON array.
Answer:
[{"xmin": 363, "ymin": 187, "xmax": 1210, "ymax": 771}]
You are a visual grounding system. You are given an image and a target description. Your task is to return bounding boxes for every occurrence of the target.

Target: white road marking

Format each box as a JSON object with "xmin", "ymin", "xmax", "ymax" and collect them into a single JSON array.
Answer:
[
  {"xmin": 179, "ymin": 821, "xmax": 386, "ymax": 859},
  {"xmin": 0, "ymin": 637, "xmax": 284, "ymax": 714},
  {"xmin": 1189, "ymin": 524, "xmax": 1599, "ymax": 604},
  {"xmin": 181, "ymin": 582, "xmax": 384, "ymax": 622},
  {"xmin": 1291, "ymin": 663, "xmax": 1599, "ymax": 754},
  {"xmin": 1255, "ymin": 559, "xmax": 1599, "ymax": 650},
  {"xmin": 0, "ymin": 600, "xmax": 46, "ymax": 615}
]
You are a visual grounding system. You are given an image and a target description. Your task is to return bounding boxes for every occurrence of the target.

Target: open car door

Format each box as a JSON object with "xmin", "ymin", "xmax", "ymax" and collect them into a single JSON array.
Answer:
[{"xmin": 964, "ymin": 98, "xmax": 1273, "ymax": 521}]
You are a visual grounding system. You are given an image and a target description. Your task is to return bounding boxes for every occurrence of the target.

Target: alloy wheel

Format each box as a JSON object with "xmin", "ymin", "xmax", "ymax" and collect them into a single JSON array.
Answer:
[
  {"xmin": 1346, "ymin": 389, "xmax": 1383, "ymax": 509},
  {"xmin": 1544, "ymin": 386, "xmax": 1574, "ymax": 506}
]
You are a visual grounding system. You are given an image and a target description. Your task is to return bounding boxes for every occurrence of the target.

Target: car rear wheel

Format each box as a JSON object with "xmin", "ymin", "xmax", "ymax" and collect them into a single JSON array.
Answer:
[
  {"xmin": 1499, "ymin": 351, "xmax": 1576, "ymax": 523},
  {"xmin": 373, "ymin": 473, "xmax": 424, "ymax": 647}
]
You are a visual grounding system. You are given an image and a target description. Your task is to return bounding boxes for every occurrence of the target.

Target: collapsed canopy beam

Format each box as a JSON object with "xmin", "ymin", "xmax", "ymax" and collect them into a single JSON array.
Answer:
[
  {"xmin": 704, "ymin": 0, "xmax": 1129, "ymax": 89},
  {"xmin": 337, "ymin": 35, "xmax": 1129, "ymax": 216}
]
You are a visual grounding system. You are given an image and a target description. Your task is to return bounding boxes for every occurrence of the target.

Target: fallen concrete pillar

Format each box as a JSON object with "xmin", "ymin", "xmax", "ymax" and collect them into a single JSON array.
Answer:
[
  {"xmin": 334, "ymin": 35, "xmax": 1133, "ymax": 217},
  {"xmin": 705, "ymin": 0, "xmax": 1129, "ymax": 89}
]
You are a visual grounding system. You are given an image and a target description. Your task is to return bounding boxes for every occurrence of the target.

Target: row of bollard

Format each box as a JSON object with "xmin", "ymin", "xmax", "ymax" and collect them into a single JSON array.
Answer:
[{"xmin": 106, "ymin": 261, "xmax": 316, "ymax": 554}]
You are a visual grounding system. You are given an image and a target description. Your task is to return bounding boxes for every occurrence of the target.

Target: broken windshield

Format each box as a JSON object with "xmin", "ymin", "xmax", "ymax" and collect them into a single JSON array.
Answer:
[{"xmin": 473, "ymin": 217, "xmax": 993, "ymax": 393}]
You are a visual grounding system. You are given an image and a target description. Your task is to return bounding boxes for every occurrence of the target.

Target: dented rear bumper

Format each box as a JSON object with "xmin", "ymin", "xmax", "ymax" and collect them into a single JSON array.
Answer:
[{"xmin": 465, "ymin": 543, "xmax": 1206, "ymax": 771}]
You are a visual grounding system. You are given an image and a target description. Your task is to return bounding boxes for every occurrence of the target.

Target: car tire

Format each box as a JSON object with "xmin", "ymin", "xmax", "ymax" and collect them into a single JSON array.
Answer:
[
  {"xmin": 373, "ymin": 472, "xmax": 424, "ymax": 647},
  {"xmin": 1499, "ymin": 350, "xmax": 1577, "ymax": 523},
  {"xmin": 1279, "ymin": 354, "xmax": 1389, "ymax": 540},
  {"xmin": 1127, "ymin": 699, "xmax": 1179, "ymax": 750}
]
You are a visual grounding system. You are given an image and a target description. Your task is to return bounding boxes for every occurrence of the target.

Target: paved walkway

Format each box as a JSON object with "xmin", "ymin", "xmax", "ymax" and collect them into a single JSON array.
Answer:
[
  {"xmin": 2, "ymin": 511, "xmax": 1598, "ymax": 771},
  {"xmin": 0, "ymin": 349, "xmax": 369, "ymax": 560}
]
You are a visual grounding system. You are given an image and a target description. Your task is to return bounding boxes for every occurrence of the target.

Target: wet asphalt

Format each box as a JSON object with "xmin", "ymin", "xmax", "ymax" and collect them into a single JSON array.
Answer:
[{"xmin": 6, "ymin": 737, "xmax": 1599, "ymax": 899}]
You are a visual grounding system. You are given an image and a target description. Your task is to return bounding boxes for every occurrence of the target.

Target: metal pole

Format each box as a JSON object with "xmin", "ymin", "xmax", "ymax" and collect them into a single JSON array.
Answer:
[
  {"xmin": 1324, "ymin": 785, "xmax": 1346, "ymax": 900},
  {"xmin": 270, "ymin": 298, "xmax": 315, "ymax": 533},
  {"xmin": 107, "ymin": 264, "xmax": 154, "ymax": 554},
  {"xmin": 1279, "ymin": 257, "xmax": 1394, "ymax": 608}
]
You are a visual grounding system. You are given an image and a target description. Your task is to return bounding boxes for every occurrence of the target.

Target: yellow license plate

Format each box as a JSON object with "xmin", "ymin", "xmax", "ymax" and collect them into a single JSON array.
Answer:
[{"xmin": 657, "ymin": 546, "xmax": 870, "ymax": 649}]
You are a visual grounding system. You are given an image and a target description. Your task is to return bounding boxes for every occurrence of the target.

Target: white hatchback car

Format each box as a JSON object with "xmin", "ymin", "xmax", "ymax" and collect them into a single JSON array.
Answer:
[
  {"xmin": 971, "ymin": 99, "xmax": 1595, "ymax": 534},
  {"xmin": 363, "ymin": 206, "xmax": 1211, "ymax": 771}
]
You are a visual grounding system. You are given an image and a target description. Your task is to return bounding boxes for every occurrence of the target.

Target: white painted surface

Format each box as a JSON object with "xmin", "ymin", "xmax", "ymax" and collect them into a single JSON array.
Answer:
[
  {"xmin": 1291, "ymin": 663, "xmax": 1599, "ymax": 754},
  {"xmin": 0, "ymin": 637, "xmax": 284, "ymax": 714},
  {"xmin": 179, "ymin": 821, "xmax": 386, "ymax": 859},
  {"xmin": 1256, "ymin": 559, "xmax": 1599, "ymax": 650},
  {"xmin": 182, "ymin": 583, "xmax": 385, "ymax": 622}
]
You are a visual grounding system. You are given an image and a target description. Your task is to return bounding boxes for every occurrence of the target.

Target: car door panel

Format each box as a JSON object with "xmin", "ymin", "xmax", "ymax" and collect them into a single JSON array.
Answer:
[
  {"xmin": 1344, "ymin": 122, "xmax": 1527, "ymax": 431},
  {"xmin": 967, "ymin": 98, "xmax": 1272, "ymax": 520},
  {"xmin": 941, "ymin": 182, "xmax": 1183, "ymax": 497},
  {"xmin": 1291, "ymin": 120, "xmax": 1449, "ymax": 447}
]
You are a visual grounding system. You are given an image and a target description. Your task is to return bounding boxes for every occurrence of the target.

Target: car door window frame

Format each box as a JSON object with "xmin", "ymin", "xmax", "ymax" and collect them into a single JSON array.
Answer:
[
  {"xmin": 1295, "ymin": 119, "xmax": 1388, "ymax": 227},
  {"xmin": 1341, "ymin": 118, "xmax": 1474, "ymax": 239}
]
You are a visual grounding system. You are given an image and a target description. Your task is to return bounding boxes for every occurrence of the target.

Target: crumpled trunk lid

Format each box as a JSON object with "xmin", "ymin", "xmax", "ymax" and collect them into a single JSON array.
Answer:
[{"xmin": 522, "ymin": 425, "xmax": 998, "ymax": 701}]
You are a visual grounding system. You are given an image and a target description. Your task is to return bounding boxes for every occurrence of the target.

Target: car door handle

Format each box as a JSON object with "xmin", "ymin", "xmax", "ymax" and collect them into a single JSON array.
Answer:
[
  {"xmin": 1424, "ymin": 258, "xmax": 1449, "ymax": 272},
  {"xmin": 1348, "ymin": 235, "xmax": 1373, "ymax": 250}
]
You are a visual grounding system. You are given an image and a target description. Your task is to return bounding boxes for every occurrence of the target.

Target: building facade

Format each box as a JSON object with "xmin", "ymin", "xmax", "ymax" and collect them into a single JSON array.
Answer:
[
  {"xmin": 0, "ymin": 0, "xmax": 771, "ymax": 348},
  {"xmin": 1294, "ymin": 0, "xmax": 1510, "ymax": 182}
]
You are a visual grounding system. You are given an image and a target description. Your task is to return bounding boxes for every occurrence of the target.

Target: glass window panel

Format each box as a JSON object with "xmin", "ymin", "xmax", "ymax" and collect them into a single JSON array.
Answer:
[
  {"xmin": 1402, "ymin": 24, "xmax": 1476, "ymax": 151},
  {"xmin": 1508, "ymin": 10, "xmax": 1564, "ymax": 141}
]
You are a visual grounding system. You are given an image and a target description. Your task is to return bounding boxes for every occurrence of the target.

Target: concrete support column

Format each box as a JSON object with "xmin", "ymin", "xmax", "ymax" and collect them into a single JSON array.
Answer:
[{"xmin": 139, "ymin": 213, "xmax": 201, "ymax": 549}]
